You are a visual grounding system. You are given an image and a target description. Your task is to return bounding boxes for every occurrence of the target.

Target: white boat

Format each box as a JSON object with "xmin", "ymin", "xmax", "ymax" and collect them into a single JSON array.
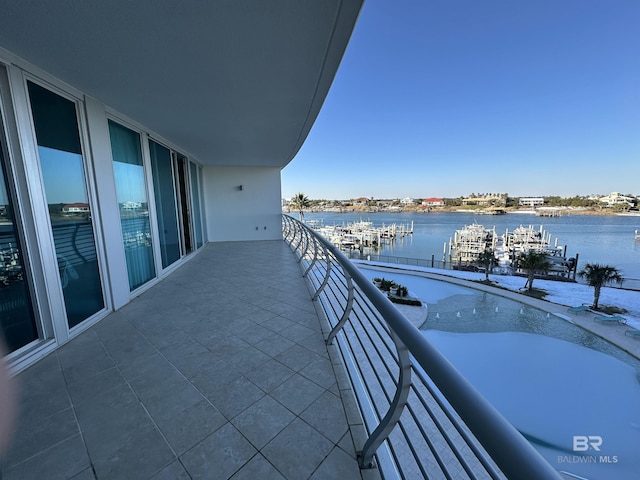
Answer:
[{"xmin": 449, "ymin": 224, "xmax": 497, "ymax": 263}]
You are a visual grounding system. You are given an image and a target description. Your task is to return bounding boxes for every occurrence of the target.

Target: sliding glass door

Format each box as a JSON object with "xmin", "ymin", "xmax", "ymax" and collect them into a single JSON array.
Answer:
[
  {"xmin": 27, "ymin": 81, "xmax": 105, "ymax": 328},
  {"xmin": 109, "ymin": 121, "xmax": 155, "ymax": 291},
  {"xmin": 149, "ymin": 141, "xmax": 180, "ymax": 269},
  {"xmin": 190, "ymin": 162, "xmax": 203, "ymax": 249},
  {"xmin": 0, "ymin": 128, "xmax": 38, "ymax": 352},
  {"xmin": 148, "ymin": 141, "xmax": 204, "ymax": 270},
  {"xmin": 175, "ymin": 154, "xmax": 193, "ymax": 255}
]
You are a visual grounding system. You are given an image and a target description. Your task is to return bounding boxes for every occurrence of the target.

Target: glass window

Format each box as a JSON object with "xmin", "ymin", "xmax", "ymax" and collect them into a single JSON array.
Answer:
[
  {"xmin": 175, "ymin": 155, "xmax": 192, "ymax": 254},
  {"xmin": 190, "ymin": 162, "xmax": 203, "ymax": 249},
  {"xmin": 0, "ymin": 138, "xmax": 38, "ymax": 352},
  {"xmin": 149, "ymin": 141, "xmax": 180, "ymax": 268},
  {"xmin": 108, "ymin": 121, "xmax": 155, "ymax": 291},
  {"xmin": 27, "ymin": 81, "xmax": 105, "ymax": 328}
]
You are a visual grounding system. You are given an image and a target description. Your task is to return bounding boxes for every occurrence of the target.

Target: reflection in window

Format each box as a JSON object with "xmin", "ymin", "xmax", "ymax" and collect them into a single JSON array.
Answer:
[
  {"xmin": 176, "ymin": 155, "xmax": 192, "ymax": 254},
  {"xmin": 150, "ymin": 141, "xmax": 180, "ymax": 268},
  {"xmin": 108, "ymin": 121, "xmax": 155, "ymax": 290},
  {"xmin": 28, "ymin": 81, "xmax": 105, "ymax": 328},
  {"xmin": 0, "ymin": 141, "xmax": 38, "ymax": 352},
  {"xmin": 190, "ymin": 162, "xmax": 203, "ymax": 249}
]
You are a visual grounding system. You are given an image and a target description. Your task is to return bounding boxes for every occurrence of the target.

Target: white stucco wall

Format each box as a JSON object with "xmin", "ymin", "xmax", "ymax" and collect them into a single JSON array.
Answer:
[{"xmin": 202, "ymin": 166, "xmax": 283, "ymax": 242}]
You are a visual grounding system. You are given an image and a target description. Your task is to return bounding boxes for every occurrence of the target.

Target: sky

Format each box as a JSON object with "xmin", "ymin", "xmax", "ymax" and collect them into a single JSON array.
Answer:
[
  {"xmin": 281, "ymin": 0, "xmax": 640, "ymax": 200},
  {"xmin": 39, "ymin": 147, "xmax": 89, "ymax": 204},
  {"xmin": 34, "ymin": 147, "xmax": 147, "ymax": 205}
]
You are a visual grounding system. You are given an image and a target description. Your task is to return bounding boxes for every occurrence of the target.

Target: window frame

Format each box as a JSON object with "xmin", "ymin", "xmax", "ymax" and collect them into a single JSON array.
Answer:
[
  {"xmin": 20, "ymin": 73, "xmax": 111, "ymax": 336},
  {"xmin": 106, "ymin": 117, "xmax": 159, "ymax": 293},
  {"xmin": 0, "ymin": 64, "xmax": 44, "ymax": 357}
]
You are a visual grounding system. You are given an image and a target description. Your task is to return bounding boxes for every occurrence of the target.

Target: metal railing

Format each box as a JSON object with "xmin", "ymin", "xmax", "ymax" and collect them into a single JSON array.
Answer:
[
  {"xmin": 343, "ymin": 250, "xmax": 452, "ymax": 271},
  {"xmin": 343, "ymin": 250, "xmax": 640, "ymax": 292},
  {"xmin": 282, "ymin": 214, "xmax": 563, "ymax": 480}
]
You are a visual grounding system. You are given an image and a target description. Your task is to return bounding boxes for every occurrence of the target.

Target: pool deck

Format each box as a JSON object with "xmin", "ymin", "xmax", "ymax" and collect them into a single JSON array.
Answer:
[
  {"xmin": 358, "ymin": 263, "xmax": 640, "ymax": 362},
  {"xmin": 464, "ymin": 283, "xmax": 640, "ymax": 361}
]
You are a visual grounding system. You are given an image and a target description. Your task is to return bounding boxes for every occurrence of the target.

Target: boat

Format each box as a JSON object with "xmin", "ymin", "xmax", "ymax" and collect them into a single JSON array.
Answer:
[
  {"xmin": 449, "ymin": 224, "xmax": 497, "ymax": 264},
  {"xmin": 449, "ymin": 223, "xmax": 575, "ymax": 278},
  {"xmin": 311, "ymin": 219, "xmax": 413, "ymax": 251}
]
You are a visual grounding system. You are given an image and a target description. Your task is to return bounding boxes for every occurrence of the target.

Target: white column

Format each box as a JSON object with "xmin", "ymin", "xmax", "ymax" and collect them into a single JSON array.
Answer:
[{"xmin": 83, "ymin": 96, "xmax": 130, "ymax": 310}]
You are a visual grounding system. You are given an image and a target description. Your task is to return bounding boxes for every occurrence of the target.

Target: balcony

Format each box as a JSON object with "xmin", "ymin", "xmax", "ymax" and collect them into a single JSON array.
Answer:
[
  {"xmin": 2, "ymin": 240, "xmax": 367, "ymax": 479},
  {"xmin": 2, "ymin": 217, "xmax": 563, "ymax": 480}
]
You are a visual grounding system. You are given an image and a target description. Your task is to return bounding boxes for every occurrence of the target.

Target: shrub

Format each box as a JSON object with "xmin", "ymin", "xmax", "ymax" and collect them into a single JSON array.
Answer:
[
  {"xmin": 379, "ymin": 278, "xmax": 395, "ymax": 291},
  {"xmin": 389, "ymin": 296, "xmax": 422, "ymax": 306}
]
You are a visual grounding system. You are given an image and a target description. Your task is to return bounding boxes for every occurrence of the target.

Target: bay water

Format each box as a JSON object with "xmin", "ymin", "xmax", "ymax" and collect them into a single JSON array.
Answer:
[{"xmin": 303, "ymin": 211, "xmax": 640, "ymax": 283}]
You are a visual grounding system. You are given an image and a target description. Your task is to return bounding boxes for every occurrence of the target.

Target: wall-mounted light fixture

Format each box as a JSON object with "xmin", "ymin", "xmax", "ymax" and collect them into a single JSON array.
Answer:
[{"xmin": 237, "ymin": 185, "xmax": 243, "ymax": 191}]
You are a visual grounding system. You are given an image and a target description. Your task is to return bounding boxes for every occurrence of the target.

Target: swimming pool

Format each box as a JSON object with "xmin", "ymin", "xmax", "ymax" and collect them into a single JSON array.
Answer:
[{"xmin": 359, "ymin": 267, "xmax": 640, "ymax": 480}]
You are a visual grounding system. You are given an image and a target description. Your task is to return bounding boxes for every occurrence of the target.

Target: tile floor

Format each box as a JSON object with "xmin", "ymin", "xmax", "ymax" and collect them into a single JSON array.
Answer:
[{"xmin": 1, "ymin": 241, "xmax": 368, "ymax": 480}]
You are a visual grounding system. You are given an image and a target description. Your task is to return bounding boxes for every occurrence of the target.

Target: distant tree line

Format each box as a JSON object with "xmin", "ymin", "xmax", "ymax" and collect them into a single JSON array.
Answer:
[
  {"xmin": 445, "ymin": 195, "xmax": 608, "ymax": 208},
  {"xmin": 290, "ymin": 194, "xmax": 635, "ymax": 210},
  {"xmin": 542, "ymin": 196, "xmax": 599, "ymax": 207}
]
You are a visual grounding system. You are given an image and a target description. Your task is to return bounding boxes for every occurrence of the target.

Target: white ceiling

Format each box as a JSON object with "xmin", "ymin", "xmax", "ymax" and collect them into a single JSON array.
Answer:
[{"xmin": 0, "ymin": 1, "xmax": 363, "ymax": 167}]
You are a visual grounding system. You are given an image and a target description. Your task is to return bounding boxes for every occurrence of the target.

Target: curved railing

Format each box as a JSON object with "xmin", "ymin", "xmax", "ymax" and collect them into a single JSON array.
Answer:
[{"xmin": 282, "ymin": 214, "xmax": 563, "ymax": 480}]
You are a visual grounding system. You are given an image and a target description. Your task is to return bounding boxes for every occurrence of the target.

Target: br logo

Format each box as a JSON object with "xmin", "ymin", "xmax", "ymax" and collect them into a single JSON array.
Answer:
[{"xmin": 573, "ymin": 436, "xmax": 603, "ymax": 452}]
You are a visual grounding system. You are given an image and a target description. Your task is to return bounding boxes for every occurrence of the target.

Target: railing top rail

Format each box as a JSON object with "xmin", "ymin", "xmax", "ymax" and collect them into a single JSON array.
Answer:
[{"xmin": 283, "ymin": 214, "xmax": 562, "ymax": 480}]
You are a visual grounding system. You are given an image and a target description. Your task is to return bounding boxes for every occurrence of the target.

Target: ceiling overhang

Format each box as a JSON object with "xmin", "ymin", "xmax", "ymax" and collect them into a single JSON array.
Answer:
[{"xmin": 0, "ymin": 1, "xmax": 363, "ymax": 167}]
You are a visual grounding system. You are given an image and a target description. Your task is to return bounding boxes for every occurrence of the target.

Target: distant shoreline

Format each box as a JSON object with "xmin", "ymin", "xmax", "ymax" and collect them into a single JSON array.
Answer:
[{"xmin": 284, "ymin": 206, "xmax": 640, "ymax": 217}]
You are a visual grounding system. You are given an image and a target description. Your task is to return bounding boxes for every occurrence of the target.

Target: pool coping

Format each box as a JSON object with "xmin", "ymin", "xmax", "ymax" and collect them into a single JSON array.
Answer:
[{"xmin": 355, "ymin": 261, "xmax": 640, "ymax": 363}]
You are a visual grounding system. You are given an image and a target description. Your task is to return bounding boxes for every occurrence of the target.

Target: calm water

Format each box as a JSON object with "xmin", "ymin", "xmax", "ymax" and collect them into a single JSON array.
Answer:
[
  {"xmin": 305, "ymin": 211, "xmax": 640, "ymax": 281},
  {"xmin": 359, "ymin": 267, "xmax": 640, "ymax": 480}
]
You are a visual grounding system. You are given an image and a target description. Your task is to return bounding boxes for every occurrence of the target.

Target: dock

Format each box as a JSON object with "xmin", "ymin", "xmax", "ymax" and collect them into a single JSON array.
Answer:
[
  {"xmin": 311, "ymin": 219, "xmax": 413, "ymax": 251},
  {"xmin": 448, "ymin": 224, "xmax": 497, "ymax": 264},
  {"xmin": 534, "ymin": 207, "xmax": 564, "ymax": 217},
  {"xmin": 476, "ymin": 208, "xmax": 506, "ymax": 215},
  {"xmin": 448, "ymin": 223, "xmax": 576, "ymax": 279}
]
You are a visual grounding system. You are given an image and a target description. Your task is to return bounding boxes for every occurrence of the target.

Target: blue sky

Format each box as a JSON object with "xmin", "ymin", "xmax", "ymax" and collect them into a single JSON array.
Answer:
[
  {"xmin": 281, "ymin": 0, "xmax": 640, "ymax": 200},
  {"xmin": 39, "ymin": 147, "xmax": 89, "ymax": 204}
]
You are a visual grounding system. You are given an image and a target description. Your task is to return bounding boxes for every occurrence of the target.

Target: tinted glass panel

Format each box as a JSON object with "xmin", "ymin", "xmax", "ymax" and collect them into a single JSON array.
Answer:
[
  {"xmin": 0, "ymin": 141, "xmax": 38, "ymax": 352},
  {"xmin": 149, "ymin": 141, "xmax": 180, "ymax": 268},
  {"xmin": 190, "ymin": 162, "xmax": 203, "ymax": 249},
  {"xmin": 176, "ymin": 155, "xmax": 192, "ymax": 254},
  {"xmin": 108, "ymin": 121, "xmax": 155, "ymax": 290},
  {"xmin": 28, "ymin": 82, "xmax": 104, "ymax": 328}
]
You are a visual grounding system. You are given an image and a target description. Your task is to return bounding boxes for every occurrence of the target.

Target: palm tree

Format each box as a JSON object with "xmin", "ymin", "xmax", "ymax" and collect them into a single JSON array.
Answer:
[
  {"xmin": 475, "ymin": 248, "xmax": 496, "ymax": 282},
  {"xmin": 291, "ymin": 192, "xmax": 310, "ymax": 221},
  {"xmin": 578, "ymin": 263, "xmax": 624, "ymax": 309},
  {"xmin": 516, "ymin": 250, "xmax": 552, "ymax": 291}
]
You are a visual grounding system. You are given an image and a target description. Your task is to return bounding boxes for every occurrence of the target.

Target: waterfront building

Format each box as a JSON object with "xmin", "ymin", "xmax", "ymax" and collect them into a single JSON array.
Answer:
[
  {"xmin": 599, "ymin": 192, "xmax": 637, "ymax": 208},
  {"xmin": 0, "ymin": 1, "xmax": 362, "ymax": 369},
  {"xmin": 519, "ymin": 197, "xmax": 545, "ymax": 207},
  {"xmin": 0, "ymin": 4, "xmax": 572, "ymax": 480},
  {"xmin": 0, "ymin": 3, "xmax": 369, "ymax": 478},
  {"xmin": 422, "ymin": 197, "xmax": 445, "ymax": 207},
  {"xmin": 400, "ymin": 196, "xmax": 417, "ymax": 205},
  {"xmin": 61, "ymin": 203, "xmax": 91, "ymax": 214}
]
